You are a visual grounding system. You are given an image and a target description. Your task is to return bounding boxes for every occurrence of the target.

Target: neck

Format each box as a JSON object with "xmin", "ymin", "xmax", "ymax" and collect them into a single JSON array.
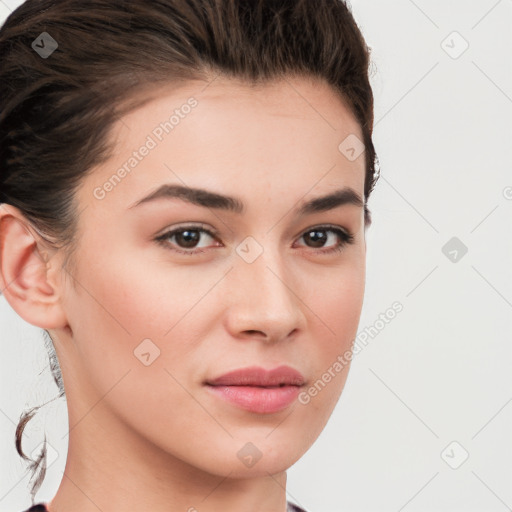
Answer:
[{"xmin": 47, "ymin": 404, "xmax": 289, "ymax": 512}]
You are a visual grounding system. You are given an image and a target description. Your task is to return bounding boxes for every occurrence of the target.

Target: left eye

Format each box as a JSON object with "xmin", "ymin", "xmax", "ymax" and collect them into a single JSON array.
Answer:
[
  {"xmin": 295, "ymin": 226, "xmax": 354, "ymax": 253},
  {"xmin": 154, "ymin": 224, "xmax": 354, "ymax": 256}
]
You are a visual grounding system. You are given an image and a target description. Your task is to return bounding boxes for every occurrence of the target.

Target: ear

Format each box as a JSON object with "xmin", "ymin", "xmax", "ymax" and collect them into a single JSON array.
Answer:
[{"xmin": 0, "ymin": 204, "xmax": 68, "ymax": 329}]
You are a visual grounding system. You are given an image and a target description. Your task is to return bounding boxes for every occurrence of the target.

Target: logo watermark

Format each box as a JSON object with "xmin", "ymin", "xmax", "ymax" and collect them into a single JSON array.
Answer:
[
  {"xmin": 298, "ymin": 301, "xmax": 403, "ymax": 405},
  {"xmin": 93, "ymin": 97, "xmax": 198, "ymax": 200}
]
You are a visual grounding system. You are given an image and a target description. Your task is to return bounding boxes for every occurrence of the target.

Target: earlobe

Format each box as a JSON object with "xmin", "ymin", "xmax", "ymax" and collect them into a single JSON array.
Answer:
[{"xmin": 0, "ymin": 205, "xmax": 68, "ymax": 329}]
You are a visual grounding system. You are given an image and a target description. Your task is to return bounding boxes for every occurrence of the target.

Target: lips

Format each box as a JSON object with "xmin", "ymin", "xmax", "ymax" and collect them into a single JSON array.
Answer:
[
  {"xmin": 205, "ymin": 365, "xmax": 306, "ymax": 387},
  {"xmin": 204, "ymin": 365, "xmax": 306, "ymax": 413}
]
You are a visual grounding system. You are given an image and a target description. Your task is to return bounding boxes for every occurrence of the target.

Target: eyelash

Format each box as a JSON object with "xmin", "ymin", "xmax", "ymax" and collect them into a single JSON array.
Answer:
[
  {"xmin": 154, "ymin": 223, "xmax": 355, "ymax": 256},
  {"xmin": 155, "ymin": 225, "xmax": 354, "ymax": 256}
]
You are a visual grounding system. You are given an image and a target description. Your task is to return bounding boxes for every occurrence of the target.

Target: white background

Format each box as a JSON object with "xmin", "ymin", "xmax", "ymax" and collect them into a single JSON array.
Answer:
[{"xmin": 1, "ymin": 1, "xmax": 511, "ymax": 511}]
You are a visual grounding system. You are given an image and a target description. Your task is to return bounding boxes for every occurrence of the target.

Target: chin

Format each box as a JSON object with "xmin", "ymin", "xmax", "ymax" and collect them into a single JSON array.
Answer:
[{"xmin": 185, "ymin": 437, "xmax": 306, "ymax": 479}]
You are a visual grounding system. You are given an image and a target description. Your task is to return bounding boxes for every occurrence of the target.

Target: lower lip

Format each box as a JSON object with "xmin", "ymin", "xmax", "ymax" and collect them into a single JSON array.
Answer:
[{"xmin": 205, "ymin": 384, "xmax": 302, "ymax": 414}]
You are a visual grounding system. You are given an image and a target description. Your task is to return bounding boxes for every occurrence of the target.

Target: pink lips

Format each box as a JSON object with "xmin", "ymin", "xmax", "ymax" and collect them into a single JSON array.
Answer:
[{"xmin": 204, "ymin": 365, "xmax": 305, "ymax": 414}]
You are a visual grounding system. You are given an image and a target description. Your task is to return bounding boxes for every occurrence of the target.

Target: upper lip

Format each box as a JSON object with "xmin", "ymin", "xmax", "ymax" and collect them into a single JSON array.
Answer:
[{"xmin": 205, "ymin": 365, "xmax": 305, "ymax": 387}]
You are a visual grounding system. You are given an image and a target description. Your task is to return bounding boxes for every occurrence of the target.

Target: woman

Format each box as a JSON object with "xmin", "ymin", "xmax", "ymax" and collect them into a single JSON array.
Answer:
[{"xmin": 0, "ymin": 0, "xmax": 380, "ymax": 511}]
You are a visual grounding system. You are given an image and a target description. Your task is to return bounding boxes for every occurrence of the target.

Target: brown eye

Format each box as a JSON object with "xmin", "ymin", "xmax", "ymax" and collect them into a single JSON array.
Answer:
[
  {"xmin": 155, "ymin": 225, "xmax": 219, "ymax": 255},
  {"xmin": 154, "ymin": 224, "xmax": 354, "ymax": 256},
  {"xmin": 296, "ymin": 226, "xmax": 354, "ymax": 254},
  {"xmin": 171, "ymin": 229, "xmax": 202, "ymax": 248}
]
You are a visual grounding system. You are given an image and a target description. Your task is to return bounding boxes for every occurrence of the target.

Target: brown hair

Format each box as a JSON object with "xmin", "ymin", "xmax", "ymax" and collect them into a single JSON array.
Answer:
[{"xmin": 0, "ymin": 0, "xmax": 380, "ymax": 503}]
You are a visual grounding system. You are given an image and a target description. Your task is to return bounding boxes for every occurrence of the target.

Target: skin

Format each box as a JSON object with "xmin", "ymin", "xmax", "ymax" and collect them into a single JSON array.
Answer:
[{"xmin": 0, "ymin": 75, "xmax": 368, "ymax": 512}]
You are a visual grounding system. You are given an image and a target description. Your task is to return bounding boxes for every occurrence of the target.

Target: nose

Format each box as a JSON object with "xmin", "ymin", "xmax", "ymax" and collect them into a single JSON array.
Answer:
[{"xmin": 224, "ymin": 248, "xmax": 307, "ymax": 343}]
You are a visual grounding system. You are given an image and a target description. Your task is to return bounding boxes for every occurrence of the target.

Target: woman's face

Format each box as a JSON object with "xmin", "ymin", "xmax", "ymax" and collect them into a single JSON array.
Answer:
[{"xmin": 52, "ymin": 75, "xmax": 367, "ymax": 478}]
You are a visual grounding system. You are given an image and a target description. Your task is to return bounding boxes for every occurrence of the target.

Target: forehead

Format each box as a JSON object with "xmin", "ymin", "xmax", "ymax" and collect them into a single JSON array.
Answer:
[{"xmin": 77, "ymin": 75, "xmax": 365, "ymax": 217}]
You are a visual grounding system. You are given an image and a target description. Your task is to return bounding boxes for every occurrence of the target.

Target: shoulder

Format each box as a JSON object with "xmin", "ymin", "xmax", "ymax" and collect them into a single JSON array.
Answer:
[
  {"xmin": 20, "ymin": 504, "xmax": 48, "ymax": 512},
  {"xmin": 25, "ymin": 502, "xmax": 306, "ymax": 512},
  {"xmin": 287, "ymin": 501, "xmax": 310, "ymax": 512}
]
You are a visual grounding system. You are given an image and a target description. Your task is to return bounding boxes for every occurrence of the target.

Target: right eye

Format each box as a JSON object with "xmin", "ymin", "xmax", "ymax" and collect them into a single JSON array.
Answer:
[{"xmin": 154, "ymin": 224, "xmax": 221, "ymax": 255}]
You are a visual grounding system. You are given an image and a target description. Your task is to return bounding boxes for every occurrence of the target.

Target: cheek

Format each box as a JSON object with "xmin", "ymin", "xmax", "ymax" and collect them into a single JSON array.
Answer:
[
  {"xmin": 310, "ymin": 260, "xmax": 365, "ymax": 342},
  {"xmin": 63, "ymin": 253, "xmax": 213, "ymax": 440},
  {"xmin": 64, "ymin": 247, "xmax": 222, "ymax": 402},
  {"xmin": 300, "ymin": 260, "xmax": 365, "ymax": 401},
  {"xmin": 63, "ymin": 251, "xmax": 166, "ymax": 382},
  {"xmin": 69, "ymin": 246, "xmax": 192, "ymax": 339}
]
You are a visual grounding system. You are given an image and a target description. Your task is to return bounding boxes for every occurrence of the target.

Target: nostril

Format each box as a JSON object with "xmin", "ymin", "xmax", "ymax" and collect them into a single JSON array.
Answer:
[{"xmin": 245, "ymin": 330, "xmax": 264, "ymax": 335}]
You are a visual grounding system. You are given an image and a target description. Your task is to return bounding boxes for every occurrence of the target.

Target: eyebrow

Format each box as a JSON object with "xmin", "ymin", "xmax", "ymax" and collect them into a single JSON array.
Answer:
[{"xmin": 128, "ymin": 183, "xmax": 365, "ymax": 217}]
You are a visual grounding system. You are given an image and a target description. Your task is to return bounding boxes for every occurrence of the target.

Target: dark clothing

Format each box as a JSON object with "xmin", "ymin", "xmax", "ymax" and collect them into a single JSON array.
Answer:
[
  {"xmin": 287, "ymin": 502, "xmax": 309, "ymax": 512},
  {"xmin": 22, "ymin": 501, "xmax": 309, "ymax": 511}
]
